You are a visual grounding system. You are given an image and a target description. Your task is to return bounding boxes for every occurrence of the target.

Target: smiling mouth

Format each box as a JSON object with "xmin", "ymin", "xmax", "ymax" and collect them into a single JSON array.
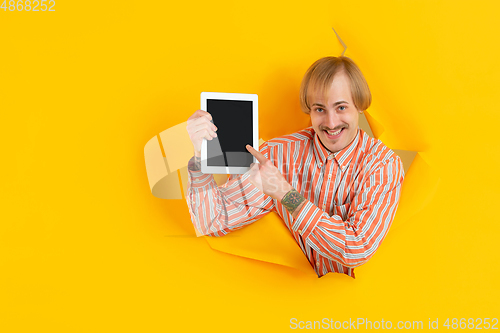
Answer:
[{"xmin": 324, "ymin": 127, "xmax": 344, "ymax": 138}]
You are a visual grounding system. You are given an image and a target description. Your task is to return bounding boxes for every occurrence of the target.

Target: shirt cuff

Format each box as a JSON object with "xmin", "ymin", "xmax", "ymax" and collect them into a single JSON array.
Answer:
[{"xmin": 187, "ymin": 156, "xmax": 213, "ymax": 187}]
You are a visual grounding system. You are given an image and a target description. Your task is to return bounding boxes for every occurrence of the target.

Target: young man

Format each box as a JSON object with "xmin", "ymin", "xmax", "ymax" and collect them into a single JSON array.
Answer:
[{"xmin": 185, "ymin": 56, "xmax": 405, "ymax": 278}]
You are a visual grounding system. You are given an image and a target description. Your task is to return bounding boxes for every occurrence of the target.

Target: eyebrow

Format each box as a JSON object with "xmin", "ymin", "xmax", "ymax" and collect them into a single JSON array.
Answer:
[{"xmin": 312, "ymin": 100, "xmax": 349, "ymax": 107}]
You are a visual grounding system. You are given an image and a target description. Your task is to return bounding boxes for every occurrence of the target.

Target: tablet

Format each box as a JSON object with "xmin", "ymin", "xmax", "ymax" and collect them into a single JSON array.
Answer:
[{"xmin": 200, "ymin": 92, "xmax": 258, "ymax": 174}]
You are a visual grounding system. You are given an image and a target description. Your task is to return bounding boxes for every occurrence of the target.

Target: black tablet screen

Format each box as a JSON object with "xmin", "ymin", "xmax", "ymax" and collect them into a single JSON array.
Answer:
[{"xmin": 206, "ymin": 99, "xmax": 254, "ymax": 167}]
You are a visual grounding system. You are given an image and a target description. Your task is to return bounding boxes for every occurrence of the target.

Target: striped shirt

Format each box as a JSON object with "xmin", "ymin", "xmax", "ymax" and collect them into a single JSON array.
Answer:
[{"xmin": 186, "ymin": 127, "xmax": 405, "ymax": 278}]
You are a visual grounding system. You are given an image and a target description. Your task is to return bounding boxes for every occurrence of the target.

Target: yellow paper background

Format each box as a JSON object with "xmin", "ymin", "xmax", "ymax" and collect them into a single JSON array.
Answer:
[{"xmin": 1, "ymin": 1, "xmax": 499, "ymax": 332}]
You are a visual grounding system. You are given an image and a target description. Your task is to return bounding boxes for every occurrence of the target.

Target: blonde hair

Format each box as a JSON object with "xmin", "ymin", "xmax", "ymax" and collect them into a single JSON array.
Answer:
[{"xmin": 299, "ymin": 56, "xmax": 371, "ymax": 114}]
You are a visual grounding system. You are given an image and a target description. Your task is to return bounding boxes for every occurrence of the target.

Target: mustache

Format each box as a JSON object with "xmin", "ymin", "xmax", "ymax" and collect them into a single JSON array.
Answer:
[{"xmin": 321, "ymin": 125, "xmax": 347, "ymax": 131}]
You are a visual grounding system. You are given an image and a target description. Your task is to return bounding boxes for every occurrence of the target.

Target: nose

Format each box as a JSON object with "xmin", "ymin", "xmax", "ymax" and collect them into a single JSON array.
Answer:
[{"xmin": 324, "ymin": 110, "xmax": 342, "ymax": 130}]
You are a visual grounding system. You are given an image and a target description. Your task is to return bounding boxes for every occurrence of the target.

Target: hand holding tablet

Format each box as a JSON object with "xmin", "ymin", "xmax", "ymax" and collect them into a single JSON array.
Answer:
[
  {"xmin": 195, "ymin": 92, "xmax": 259, "ymax": 174},
  {"xmin": 186, "ymin": 109, "xmax": 218, "ymax": 157}
]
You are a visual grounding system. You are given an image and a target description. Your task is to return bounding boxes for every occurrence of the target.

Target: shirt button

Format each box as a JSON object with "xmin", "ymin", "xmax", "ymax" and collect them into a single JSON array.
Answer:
[
  {"xmin": 298, "ymin": 229, "xmax": 302, "ymax": 234},
  {"xmin": 322, "ymin": 205, "xmax": 326, "ymax": 210},
  {"xmin": 328, "ymin": 174, "xmax": 332, "ymax": 179}
]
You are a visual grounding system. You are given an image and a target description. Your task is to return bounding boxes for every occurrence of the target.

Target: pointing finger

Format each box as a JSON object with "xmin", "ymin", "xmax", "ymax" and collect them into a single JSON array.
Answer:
[{"xmin": 246, "ymin": 145, "xmax": 267, "ymax": 164}]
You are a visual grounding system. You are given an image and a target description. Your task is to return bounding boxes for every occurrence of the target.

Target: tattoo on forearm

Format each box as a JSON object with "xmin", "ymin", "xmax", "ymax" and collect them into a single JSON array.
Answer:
[
  {"xmin": 281, "ymin": 189, "xmax": 306, "ymax": 215},
  {"xmin": 188, "ymin": 156, "xmax": 202, "ymax": 172}
]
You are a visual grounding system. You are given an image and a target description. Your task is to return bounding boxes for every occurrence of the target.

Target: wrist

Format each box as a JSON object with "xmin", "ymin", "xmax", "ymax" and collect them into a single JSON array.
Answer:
[
  {"xmin": 276, "ymin": 183, "xmax": 294, "ymax": 202},
  {"xmin": 188, "ymin": 155, "xmax": 202, "ymax": 172},
  {"xmin": 280, "ymin": 188, "xmax": 306, "ymax": 218}
]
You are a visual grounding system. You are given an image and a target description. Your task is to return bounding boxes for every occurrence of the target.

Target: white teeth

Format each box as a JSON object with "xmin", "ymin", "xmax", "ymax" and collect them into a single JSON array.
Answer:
[{"xmin": 327, "ymin": 128, "xmax": 342, "ymax": 135}]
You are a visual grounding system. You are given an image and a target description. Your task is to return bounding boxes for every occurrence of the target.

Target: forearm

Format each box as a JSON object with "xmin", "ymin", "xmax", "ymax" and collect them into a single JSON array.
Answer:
[
  {"xmin": 290, "ymin": 188, "xmax": 402, "ymax": 268},
  {"xmin": 280, "ymin": 189, "xmax": 357, "ymax": 264},
  {"xmin": 281, "ymin": 190, "xmax": 361, "ymax": 266},
  {"xmin": 192, "ymin": 155, "xmax": 201, "ymax": 170},
  {"xmin": 291, "ymin": 200, "xmax": 378, "ymax": 268},
  {"xmin": 279, "ymin": 186, "xmax": 373, "ymax": 267},
  {"xmin": 281, "ymin": 188, "xmax": 307, "ymax": 219},
  {"xmin": 187, "ymin": 156, "xmax": 275, "ymax": 236},
  {"xmin": 186, "ymin": 157, "xmax": 221, "ymax": 235}
]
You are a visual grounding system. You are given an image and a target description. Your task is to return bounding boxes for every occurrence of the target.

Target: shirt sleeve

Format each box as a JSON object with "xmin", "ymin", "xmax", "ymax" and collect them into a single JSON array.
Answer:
[
  {"xmin": 186, "ymin": 142, "xmax": 276, "ymax": 237},
  {"xmin": 291, "ymin": 155, "xmax": 405, "ymax": 268}
]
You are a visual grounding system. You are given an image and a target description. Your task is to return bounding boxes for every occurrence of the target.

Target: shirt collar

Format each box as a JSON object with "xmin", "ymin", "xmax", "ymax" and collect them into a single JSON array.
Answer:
[{"xmin": 313, "ymin": 126, "xmax": 361, "ymax": 170}]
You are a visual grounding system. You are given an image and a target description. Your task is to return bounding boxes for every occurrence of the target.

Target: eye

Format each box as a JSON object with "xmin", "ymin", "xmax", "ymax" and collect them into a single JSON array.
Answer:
[
  {"xmin": 315, "ymin": 108, "xmax": 324, "ymax": 113},
  {"xmin": 338, "ymin": 105, "xmax": 346, "ymax": 111}
]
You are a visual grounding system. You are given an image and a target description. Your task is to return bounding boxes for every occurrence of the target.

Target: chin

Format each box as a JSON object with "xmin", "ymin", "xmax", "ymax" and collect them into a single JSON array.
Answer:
[
  {"xmin": 327, "ymin": 144, "xmax": 343, "ymax": 153},
  {"xmin": 323, "ymin": 137, "xmax": 349, "ymax": 153}
]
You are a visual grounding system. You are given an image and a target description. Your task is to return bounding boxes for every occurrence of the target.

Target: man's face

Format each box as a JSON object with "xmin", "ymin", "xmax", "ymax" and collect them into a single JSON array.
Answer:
[{"xmin": 309, "ymin": 71, "xmax": 360, "ymax": 153}]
